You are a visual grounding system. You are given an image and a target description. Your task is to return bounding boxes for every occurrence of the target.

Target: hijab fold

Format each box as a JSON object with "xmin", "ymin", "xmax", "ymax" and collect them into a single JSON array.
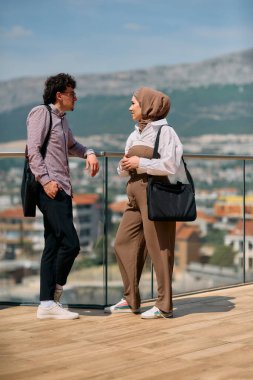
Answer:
[{"xmin": 133, "ymin": 87, "xmax": 170, "ymax": 130}]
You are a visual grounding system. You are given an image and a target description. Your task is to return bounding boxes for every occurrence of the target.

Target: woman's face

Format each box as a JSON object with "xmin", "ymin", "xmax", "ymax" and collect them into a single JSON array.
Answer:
[{"xmin": 129, "ymin": 96, "xmax": 142, "ymax": 121}]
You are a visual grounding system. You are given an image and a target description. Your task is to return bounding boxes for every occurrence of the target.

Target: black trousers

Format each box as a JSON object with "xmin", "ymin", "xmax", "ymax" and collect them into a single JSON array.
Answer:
[{"xmin": 37, "ymin": 187, "xmax": 80, "ymax": 301}]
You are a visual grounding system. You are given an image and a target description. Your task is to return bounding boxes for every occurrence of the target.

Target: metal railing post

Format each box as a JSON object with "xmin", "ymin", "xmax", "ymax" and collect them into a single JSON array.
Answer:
[
  {"xmin": 103, "ymin": 154, "xmax": 109, "ymax": 305},
  {"xmin": 243, "ymin": 160, "xmax": 246, "ymax": 283},
  {"xmin": 151, "ymin": 264, "xmax": 154, "ymax": 299}
]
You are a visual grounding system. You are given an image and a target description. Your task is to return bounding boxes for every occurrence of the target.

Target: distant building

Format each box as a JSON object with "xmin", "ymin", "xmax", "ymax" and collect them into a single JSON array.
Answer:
[
  {"xmin": 109, "ymin": 197, "xmax": 127, "ymax": 224},
  {"xmin": 192, "ymin": 210, "xmax": 217, "ymax": 236},
  {"xmin": 214, "ymin": 194, "xmax": 253, "ymax": 220},
  {"xmin": 0, "ymin": 207, "xmax": 39, "ymax": 259},
  {"xmin": 72, "ymin": 193, "xmax": 102, "ymax": 252},
  {"xmin": 175, "ymin": 222, "xmax": 201, "ymax": 274},
  {"xmin": 0, "ymin": 193, "xmax": 102, "ymax": 258},
  {"xmin": 225, "ymin": 220, "xmax": 253, "ymax": 272},
  {"xmin": 214, "ymin": 194, "xmax": 253, "ymax": 230},
  {"xmin": 215, "ymin": 188, "xmax": 238, "ymax": 196},
  {"xmin": 0, "ymin": 194, "xmax": 16, "ymax": 211}
]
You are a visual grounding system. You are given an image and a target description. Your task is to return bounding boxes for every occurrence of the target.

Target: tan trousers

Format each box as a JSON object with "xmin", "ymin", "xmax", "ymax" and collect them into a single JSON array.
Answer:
[{"xmin": 114, "ymin": 174, "xmax": 176, "ymax": 313}]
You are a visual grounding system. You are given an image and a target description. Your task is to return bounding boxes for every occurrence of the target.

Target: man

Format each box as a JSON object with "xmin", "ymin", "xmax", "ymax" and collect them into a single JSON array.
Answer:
[{"xmin": 27, "ymin": 73, "xmax": 99, "ymax": 319}]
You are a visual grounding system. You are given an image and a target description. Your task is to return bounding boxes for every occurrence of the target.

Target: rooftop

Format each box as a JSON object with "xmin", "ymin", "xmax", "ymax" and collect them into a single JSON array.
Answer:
[
  {"xmin": 72, "ymin": 193, "xmax": 100, "ymax": 205},
  {"xmin": 1, "ymin": 283, "xmax": 253, "ymax": 379}
]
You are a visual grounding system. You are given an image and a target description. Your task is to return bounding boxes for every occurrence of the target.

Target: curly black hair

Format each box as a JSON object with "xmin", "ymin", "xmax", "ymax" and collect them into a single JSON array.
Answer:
[{"xmin": 43, "ymin": 73, "xmax": 76, "ymax": 104}]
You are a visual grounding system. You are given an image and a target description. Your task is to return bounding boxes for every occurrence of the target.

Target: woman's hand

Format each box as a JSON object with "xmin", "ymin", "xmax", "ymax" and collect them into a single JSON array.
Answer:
[{"xmin": 121, "ymin": 155, "xmax": 140, "ymax": 170}]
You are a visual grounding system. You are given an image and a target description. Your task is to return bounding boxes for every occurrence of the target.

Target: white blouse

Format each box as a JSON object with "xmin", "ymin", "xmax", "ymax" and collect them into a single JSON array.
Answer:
[{"xmin": 118, "ymin": 118, "xmax": 184, "ymax": 180}]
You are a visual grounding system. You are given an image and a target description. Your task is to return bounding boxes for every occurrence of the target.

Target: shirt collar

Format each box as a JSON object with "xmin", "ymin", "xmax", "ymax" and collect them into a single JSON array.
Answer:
[
  {"xmin": 134, "ymin": 118, "xmax": 168, "ymax": 133},
  {"xmin": 49, "ymin": 103, "xmax": 66, "ymax": 118}
]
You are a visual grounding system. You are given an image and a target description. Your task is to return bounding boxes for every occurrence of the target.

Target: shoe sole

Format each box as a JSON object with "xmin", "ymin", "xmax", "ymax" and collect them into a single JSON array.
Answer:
[
  {"xmin": 141, "ymin": 313, "xmax": 173, "ymax": 319},
  {"xmin": 104, "ymin": 308, "xmax": 141, "ymax": 314},
  {"xmin": 37, "ymin": 314, "xmax": 79, "ymax": 320}
]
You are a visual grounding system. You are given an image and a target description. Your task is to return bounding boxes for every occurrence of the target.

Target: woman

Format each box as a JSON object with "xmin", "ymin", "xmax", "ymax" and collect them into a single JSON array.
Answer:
[{"xmin": 105, "ymin": 87, "xmax": 183, "ymax": 319}]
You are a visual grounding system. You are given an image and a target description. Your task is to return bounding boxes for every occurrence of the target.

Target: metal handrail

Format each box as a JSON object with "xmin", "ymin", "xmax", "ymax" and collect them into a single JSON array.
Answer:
[{"xmin": 1, "ymin": 151, "xmax": 253, "ymax": 160}]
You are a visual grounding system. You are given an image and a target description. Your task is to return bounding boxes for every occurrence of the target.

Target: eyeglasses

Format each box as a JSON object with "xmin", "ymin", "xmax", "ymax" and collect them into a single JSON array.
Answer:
[{"xmin": 62, "ymin": 91, "xmax": 77, "ymax": 98}]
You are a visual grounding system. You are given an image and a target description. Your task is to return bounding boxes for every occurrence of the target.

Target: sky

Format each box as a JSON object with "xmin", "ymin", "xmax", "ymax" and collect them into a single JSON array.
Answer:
[{"xmin": 0, "ymin": 0, "xmax": 253, "ymax": 82}]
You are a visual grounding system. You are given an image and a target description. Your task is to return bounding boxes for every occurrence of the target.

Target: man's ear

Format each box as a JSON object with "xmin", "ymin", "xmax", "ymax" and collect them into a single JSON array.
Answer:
[{"xmin": 55, "ymin": 91, "xmax": 63, "ymax": 101}]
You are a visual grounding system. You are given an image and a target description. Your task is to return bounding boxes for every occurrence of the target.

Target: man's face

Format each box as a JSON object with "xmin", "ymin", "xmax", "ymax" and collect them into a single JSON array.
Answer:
[{"xmin": 59, "ymin": 86, "xmax": 77, "ymax": 111}]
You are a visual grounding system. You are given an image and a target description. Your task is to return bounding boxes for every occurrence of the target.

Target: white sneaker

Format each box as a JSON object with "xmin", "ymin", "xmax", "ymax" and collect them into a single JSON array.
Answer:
[
  {"xmin": 104, "ymin": 298, "xmax": 140, "ymax": 314},
  {"xmin": 37, "ymin": 302, "xmax": 79, "ymax": 320},
  {"xmin": 141, "ymin": 306, "xmax": 173, "ymax": 319}
]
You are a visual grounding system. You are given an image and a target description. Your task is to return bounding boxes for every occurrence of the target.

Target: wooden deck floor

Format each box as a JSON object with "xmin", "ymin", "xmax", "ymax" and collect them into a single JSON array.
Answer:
[{"xmin": 1, "ymin": 284, "xmax": 253, "ymax": 380}]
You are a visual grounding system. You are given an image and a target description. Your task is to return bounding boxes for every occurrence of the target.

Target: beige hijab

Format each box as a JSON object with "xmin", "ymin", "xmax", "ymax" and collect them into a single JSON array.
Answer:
[{"xmin": 133, "ymin": 87, "xmax": 170, "ymax": 130}]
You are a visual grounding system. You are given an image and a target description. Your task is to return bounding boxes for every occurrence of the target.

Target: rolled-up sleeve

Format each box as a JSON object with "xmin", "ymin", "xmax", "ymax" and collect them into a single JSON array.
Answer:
[
  {"xmin": 67, "ymin": 127, "xmax": 94, "ymax": 158},
  {"xmin": 138, "ymin": 127, "xmax": 183, "ymax": 176},
  {"xmin": 117, "ymin": 134, "xmax": 133, "ymax": 177}
]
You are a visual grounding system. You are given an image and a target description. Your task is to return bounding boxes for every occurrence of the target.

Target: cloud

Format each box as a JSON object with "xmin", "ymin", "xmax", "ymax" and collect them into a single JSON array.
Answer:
[
  {"xmin": 124, "ymin": 23, "xmax": 145, "ymax": 31},
  {"xmin": 0, "ymin": 25, "xmax": 33, "ymax": 39}
]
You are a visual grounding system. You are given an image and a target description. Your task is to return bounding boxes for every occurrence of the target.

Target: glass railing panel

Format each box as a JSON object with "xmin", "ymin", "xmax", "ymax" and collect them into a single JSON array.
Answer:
[
  {"xmin": 0, "ymin": 155, "xmax": 29, "ymax": 303},
  {"xmin": 245, "ymin": 160, "xmax": 253, "ymax": 283},
  {"xmin": 60, "ymin": 157, "xmax": 105, "ymax": 306},
  {"xmin": 171, "ymin": 157, "xmax": 245, "ymax": 295},
  {"xmin": 0, "ymin": 155, "xmax": 105, "ymax": 306},
  {"xmin": 1, "ymin": 153, "xmax": 252, "ymax": 307},
  {"xmin": 106, "ymin": 155, "xmax": 155, "ymax": 305},
  {"xmin": 106, "ymin": 156, "xmax": 126, "ymax": 305}
]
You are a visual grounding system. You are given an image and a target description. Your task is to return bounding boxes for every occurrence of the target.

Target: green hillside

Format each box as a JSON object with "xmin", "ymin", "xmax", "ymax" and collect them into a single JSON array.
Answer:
[{"xmin": 0, "ymin": 84, "xmax": 252, "ymax": 143}]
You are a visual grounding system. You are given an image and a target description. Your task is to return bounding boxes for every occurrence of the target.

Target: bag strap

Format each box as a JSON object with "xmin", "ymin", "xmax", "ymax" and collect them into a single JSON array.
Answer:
[
  {"xmin": 148, "ymin": 125, "xmax": 165, "ymax": 183},
  {"xmin": 152, "ymin": 125, "xmax": 196, "ymax": 195},
  {"xmin": 182, "ymin": 157, "xmax": 195, "ymax": 195},
  {"xmin": 25, "ymin": 104, "xmax": 52, "ymax": 158},
  {"xmin": 40, "ymin": 105, "xmax": 52, "ymax": 158},
  {"xmin": 152, "ymin": 125, "xmax": 164, "ymax": 159}
]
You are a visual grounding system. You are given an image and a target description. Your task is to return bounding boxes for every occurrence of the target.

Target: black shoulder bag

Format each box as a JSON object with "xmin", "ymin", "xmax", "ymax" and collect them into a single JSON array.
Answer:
[
  {"xmin": 21, "ymin": 105, "xmax": 52, "ymax": 217},
  {"xmin": 147, "ymin": 126, "xmax": 197, "ymax": 222}
]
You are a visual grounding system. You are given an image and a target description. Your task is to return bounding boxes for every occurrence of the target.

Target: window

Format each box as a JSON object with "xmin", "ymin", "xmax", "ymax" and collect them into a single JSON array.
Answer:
[
  {"xmin": 81, "ymin": 228, "xmax": 90, "ymax": 236},
  {"xmin": 79, "ymin": 215, "xmax": 91, "ymax": 223}
]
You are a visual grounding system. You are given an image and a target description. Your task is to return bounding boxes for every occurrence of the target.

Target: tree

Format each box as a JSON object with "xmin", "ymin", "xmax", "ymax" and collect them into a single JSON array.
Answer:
[{"xmin": 209, "ymin": 245, "xmax": 236, "ymax": 267}]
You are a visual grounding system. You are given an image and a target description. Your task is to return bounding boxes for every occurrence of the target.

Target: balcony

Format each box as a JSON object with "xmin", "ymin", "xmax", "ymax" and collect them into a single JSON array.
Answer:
[
  {"xmin": 0, "ymin": 152, "xmax": 253, "ymax": 308},
  {"xmin": 1, "ymin": 151, "xmax": 253, "ymax": 378},
  {"xmin": 1, "ymin": 283, "xmax": 253, "ymax": 379}
]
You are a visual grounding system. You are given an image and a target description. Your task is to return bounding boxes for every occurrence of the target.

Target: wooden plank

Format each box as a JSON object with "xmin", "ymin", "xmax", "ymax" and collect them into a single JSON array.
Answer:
[{"xmin": 0, "ymin": 284, "xmax": 253, "ymax": 380}]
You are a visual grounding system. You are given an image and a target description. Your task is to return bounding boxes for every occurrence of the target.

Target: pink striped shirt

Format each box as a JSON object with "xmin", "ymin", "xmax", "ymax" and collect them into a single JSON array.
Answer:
[{"xmin": 27, "ymin": 104, "xmax": 94, "ymax": 196}]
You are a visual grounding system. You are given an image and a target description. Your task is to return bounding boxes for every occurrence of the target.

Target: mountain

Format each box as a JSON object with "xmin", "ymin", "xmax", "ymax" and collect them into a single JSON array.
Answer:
[
  {"xmin": 0, "ymin": 48, "xmax": 252, "ymax": 113},
  {"xmin": 0, "ymin": 48, "xmax": 252, "ymax": 144},
  {"xmin": 1, "ymin": 83, "xmax": 252, "ymax": 144}
]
